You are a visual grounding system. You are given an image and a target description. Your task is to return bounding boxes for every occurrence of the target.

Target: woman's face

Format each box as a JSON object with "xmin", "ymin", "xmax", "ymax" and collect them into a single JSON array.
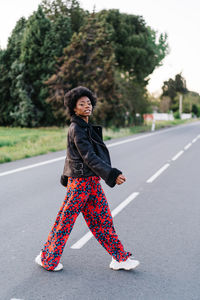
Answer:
[{"xmin": 74, "ymin": 96, "xmax": 92, "ymax": 117}]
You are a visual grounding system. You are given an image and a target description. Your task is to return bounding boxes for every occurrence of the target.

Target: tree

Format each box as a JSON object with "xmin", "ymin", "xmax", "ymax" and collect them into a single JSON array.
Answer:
[
  {"xmin": 0, "ymin": 17, "xmax": 27, "ymax": 125},
  {"xmin": 10, "ymin": 6, "xmax": 72, "ymax": 126},
  {"xmin": 46, "ymin": 13, "xmax": 118, "ymax": 126},
  {"xmin": 175, "ymin": 74, "xmax": 187, "ymax": 94},
  {"xmin": 161, "ymin": 73, "xmax": 188, "ymax": 112},
  {"xmin": 183, "ymin": 91, "xmax": 200, "ymax": 113},
  {"xmin": 0, "ymin": 3, "xmax": 169, "ymax": 127},
  {"xmin": 9, "ymin": 62, "xmax": 35, "ymax": 127},
  {"xmin": 192, "ymin": 104, "xmax": 198, "ymax": 116},
  {"xmin": 114, "ymin": 70, "xmax": 150, "ymax": 126},
  {"xmin": 41, "ymin": 0, "xmax": 87, "ymax": 32},
  {"xmin": 98, "ymin": 9, "xmax": 168, "ymax": 85},
  {"xmin": 10, "ymin": 6, "xmax": 53, "ymax": 126},
  {"xmin": 159, "ymin": 96, "xmax": 171, "ymax": 113},
  {"xmin": 162, "ymin": 78, "xmax": 177, "ymax": 101}
]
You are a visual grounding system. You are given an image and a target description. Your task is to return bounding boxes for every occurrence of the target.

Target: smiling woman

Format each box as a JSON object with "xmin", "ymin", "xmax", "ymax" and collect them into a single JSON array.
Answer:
[
  {"xmin": 74, "ymin": 96, "xmax": 93, "ymax": 121},
  {"xmin": 35, "ymin": 86, "xmax": 140, "ymax": 272}
]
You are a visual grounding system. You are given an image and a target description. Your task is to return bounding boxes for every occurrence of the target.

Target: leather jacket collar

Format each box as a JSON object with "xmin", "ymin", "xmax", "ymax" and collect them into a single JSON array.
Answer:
[
  {"xmin": 70, "ymin": 115, "xmax": 90, "ymax": 128},
  {"xmin": 71, "ymin": 114, "xmax": 103, "ymax": 144}
]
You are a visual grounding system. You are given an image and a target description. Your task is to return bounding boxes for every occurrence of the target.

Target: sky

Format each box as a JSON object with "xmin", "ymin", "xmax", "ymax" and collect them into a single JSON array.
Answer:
[{"xmin": 0, "ymin": 0, "xmax": 200, "ymax": 95}]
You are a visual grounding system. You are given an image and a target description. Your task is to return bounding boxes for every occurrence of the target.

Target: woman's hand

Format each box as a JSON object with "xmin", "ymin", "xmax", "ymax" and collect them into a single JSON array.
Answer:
[{"xmin": 116, "ymin": 174, "xmax": 126, "ymax": 185}]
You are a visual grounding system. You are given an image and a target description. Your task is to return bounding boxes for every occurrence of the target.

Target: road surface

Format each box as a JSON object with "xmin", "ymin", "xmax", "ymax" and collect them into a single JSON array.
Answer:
[{"xmin": 0, "ymin": 121, "xmax": 200, "ymax": 300}]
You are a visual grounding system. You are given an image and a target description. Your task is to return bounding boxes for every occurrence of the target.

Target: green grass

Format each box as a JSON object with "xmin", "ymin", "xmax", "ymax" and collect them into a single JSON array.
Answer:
[
  {"xmin": 103, "ymin": 118, "xmax": 197, "ymax": 140},
  {"xmin": 0, "ymin": 127, "xmax": 68, "ymax": 163},
  {"xmin": 0, "ymin": 118, "xmax": 198, "ymax": 164}
]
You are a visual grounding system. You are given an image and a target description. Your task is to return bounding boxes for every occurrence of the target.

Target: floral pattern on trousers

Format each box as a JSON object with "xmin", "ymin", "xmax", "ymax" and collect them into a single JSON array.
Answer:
[{"xmin": 41, "ymin": 176, "xmax": 132, "ymax": 270}]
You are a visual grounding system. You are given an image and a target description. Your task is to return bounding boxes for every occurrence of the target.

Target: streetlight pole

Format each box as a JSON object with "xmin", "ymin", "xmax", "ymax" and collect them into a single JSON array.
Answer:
[{"xmin": 179, "ymin": 94, "xmax": 183, "ymax": 119}]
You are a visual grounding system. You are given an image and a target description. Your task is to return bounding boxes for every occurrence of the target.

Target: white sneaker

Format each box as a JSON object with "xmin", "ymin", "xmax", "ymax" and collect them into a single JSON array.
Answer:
[
  {"xmin": 35, "ymin": 252, "xmax": 63, "ymax": 271},
  {"xmin": 109, "ymin": 257, "xmax": 140, "ymax": 270}
]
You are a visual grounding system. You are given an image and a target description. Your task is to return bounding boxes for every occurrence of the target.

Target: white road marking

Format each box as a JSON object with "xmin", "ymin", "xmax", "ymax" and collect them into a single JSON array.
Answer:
[
  {"xmin": 1, "ymin": 124, "xmax": 200, "ymax": 177},
  {"xmin": 0, "ymin": 123, "xmax": 194, "ymax": 177},
  {"xmin": 0, "ymin": 156, "xmax": 65, "ymax": 177},
  {"xmin": 106, "ymin": 126, "xmax": 184, "ymax": 148},
  {"xmin": 184, "ymin": 143, "xmax": 192, "ymax": 150},
  {"xmin": 107, "ymin": 132, "xmax": 157, "ymax": 148},
  {"xmin": 71, "ymin": 192, "xmax": 139, "ymax": 249},
  {"xmin": 192, "ymin": 137, "xmax": 198, "ymax": 143},
  {"xmin": 146, "ymin": 164, "xmax": 170, "ymax": 183},
  {"xmin": 71, "ymin": 231, "xmax": 92, "ymax": 249},
  {"xmin": 111, "ymin": 192, "xmax": 139, "ymax": 217},
  {"xmin": 172, "ymin": 150, "xmax": 184, "ymax": 161}
]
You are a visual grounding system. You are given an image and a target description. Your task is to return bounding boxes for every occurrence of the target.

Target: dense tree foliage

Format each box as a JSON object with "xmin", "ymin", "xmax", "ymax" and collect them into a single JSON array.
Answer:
[
  {"xmin": 182, "ymin": 91, "xmax": 200, "ymax": 115},
  {"xmin": 0, "ymin": 0, "xmax": 168, "ymax": 127},
  {"xmin": 0, "ymin": 18, "xmax": 27, "ymax": 125},
  {"xmin": 0, "ymin": 5, "xmax": 72, "ymax": 126},
  {"xmin": 98, "ymin": 9, "xmax": 168, "ymax": 84},
  {"xmin": 41, "ymin": 0, "xmax": 87, "ymax": 32},
  {"xmin": 161, "ymin": 73, "xmax": 188, "ymax": 112},
  {"xmin": 46, "ymin": 14, "xmax": 117, "ymax": 126},
  {"xmin": 46, "ymin": 9, "xmax": 168, "ymax": 126},
  {"xmin": 114, "ymin": 71, "xmax": 150, "ymax": 126}
]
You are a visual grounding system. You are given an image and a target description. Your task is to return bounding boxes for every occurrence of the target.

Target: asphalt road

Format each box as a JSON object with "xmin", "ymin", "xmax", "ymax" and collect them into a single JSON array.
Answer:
[{"xmin": 1, "ymin": 121, "xmax": 200, "ymax": 300}]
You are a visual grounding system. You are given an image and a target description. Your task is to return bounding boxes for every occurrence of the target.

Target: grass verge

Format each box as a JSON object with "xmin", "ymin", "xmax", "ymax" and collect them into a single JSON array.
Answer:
[
  {"xmin": 0, "ymin": 127, "xmax": 68, "ymax": 163},
  {"xmin": 0, "ymin": 118, "xmax": 198, "ymax": 164},
  {"xmin": 103, "ymin": 118, "xmax": 197, "ymax": 140}
]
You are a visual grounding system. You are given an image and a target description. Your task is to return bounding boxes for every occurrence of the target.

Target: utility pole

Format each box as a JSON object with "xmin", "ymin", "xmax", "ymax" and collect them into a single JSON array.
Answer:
[
  {"xmin": 179, "ymin": 94, "xmax": 183, "ymax": 119},
  {"xmin": 151, "ymin": 110, "xmax": 156, "ymax": 131}
]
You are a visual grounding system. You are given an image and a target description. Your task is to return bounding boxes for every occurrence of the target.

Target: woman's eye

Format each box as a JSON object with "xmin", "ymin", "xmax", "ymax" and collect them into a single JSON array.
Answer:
[{"xmin": 79, "ymin": 102, "xmax": 91, "ymax": 107}]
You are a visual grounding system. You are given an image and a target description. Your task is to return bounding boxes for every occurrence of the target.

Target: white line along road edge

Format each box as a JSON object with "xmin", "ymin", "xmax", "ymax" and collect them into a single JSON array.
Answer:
[
  {"xmin": 0, "ymin": 156, "xmax": 66, "ymax": 177},
  {"xmin": 1, "ymin": 124, "xmax": 197, "ymax": 177},
  {"xmin": 0, "ymin": 130, "xmax": 168, "ymax": 177},
  {"xmin": 71, "ymin": 192, "xmax": 139, "ymax": 249}
]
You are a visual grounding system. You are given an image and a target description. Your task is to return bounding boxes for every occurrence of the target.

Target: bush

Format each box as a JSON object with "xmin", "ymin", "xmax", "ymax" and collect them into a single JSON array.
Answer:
[
  {"xmin": 192, "ymin": 104, "xmax": 198, "ymax": 116},
  {"xmin": 198, "ymin": 107, "xmax": 200, "ymax": 118},
  {"xmin": 173, "ymin": 111, "xmax": 181, "ymax": 119}
]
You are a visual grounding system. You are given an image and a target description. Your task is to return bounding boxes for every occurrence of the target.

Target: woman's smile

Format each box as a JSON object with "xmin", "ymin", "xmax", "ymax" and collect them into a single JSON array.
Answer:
[{"xmin": 74, "ymin": 96, "xmax": 92, "ymax": 121}]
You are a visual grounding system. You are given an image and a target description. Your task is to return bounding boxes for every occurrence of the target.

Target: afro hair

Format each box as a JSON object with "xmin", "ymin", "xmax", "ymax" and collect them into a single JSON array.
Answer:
[{"xmin": 64, "ymin": 86, "xmax": 97, "ymax": 116}]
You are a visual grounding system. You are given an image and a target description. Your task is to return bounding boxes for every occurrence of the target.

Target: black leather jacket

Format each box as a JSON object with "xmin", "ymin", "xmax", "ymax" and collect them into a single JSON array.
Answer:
[{"xmin": 60, "ymin": 115, "xmax": 122, "ymax": 187}]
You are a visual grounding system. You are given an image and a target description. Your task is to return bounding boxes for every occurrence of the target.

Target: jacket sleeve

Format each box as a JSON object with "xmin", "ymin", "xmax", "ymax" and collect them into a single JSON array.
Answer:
[{"xmin": 73, "ymin": 126, "xmax": 122, "ymax": 187}]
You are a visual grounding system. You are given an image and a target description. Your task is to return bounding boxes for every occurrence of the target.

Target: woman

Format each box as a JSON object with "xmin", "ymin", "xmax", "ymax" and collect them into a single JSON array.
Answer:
[{"xmin": 35, "ymin": 86, "xmax": 139, "ymax": 271}]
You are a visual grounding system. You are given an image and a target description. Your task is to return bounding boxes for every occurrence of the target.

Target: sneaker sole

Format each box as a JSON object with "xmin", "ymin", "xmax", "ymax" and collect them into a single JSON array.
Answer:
[{"xmin": 110, "ymin": 261, "xmax": 140, "ymax": 271}]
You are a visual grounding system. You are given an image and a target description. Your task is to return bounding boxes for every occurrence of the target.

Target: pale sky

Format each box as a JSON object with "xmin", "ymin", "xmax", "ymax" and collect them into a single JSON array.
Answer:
[{"xmin": 0, "ymin": 0, "xmax": 200, "ymax": 95}]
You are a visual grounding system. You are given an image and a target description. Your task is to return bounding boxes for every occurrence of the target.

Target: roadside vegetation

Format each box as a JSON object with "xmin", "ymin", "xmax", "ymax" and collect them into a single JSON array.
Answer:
[
  {"xmin": 0, "ymin": 0, "xmax": 168, "ymax": 128},
  {"xmin": 0, "ymin": 118, "xmax": 197, "ymax": 164},
  {"xmin": 1, "ymin": 1, "xmax": 200, "ymax": 165}
]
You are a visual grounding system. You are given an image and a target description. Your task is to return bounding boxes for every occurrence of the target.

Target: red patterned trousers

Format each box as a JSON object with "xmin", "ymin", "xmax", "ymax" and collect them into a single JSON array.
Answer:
[{"xmin": 41, "ymin": 176, "xmax": 132, "ymax": 270}]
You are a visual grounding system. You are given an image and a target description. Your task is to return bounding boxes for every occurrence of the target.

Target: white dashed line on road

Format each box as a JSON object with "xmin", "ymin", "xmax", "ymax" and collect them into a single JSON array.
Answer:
[
  {"xmin": 184, "ymin": 143, "xmax": 192, "ymax": 150},
  {"xmin": 192, "ymin": 137, "xmax": 198, "ymax": 143},
  {"xmin": 111, "ymin": 192, "xmax": 140, "ymax": 217},
  {"xmin": 172, "ymin": 150, "xmax": 184, "ymax": 161},
  {"xmin": 71, "ymin": 192, "xmax": 139, "ymax": 249},
  {"xmin": 1, "ymin": 124, "xmax": 198, "ymax": 177},
  {"xmin": 146, "ymin": 164, "xmax": 170, "ymax": 183}
]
